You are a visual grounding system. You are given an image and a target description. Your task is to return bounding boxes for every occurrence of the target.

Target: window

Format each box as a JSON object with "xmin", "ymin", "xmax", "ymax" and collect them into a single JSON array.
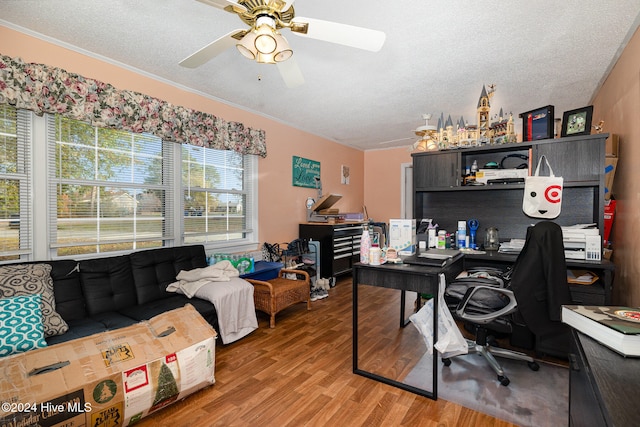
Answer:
[
  {"xmin": 0, "ymin": 105, "xmax": 31, "ymax": 261},
  {"xmin": 48, "ymin": 116, "xmax": 174, "ymax": 257},
  {"xmin": 182, "ymin": 145, "xmax": 255, "ymax": 246}
]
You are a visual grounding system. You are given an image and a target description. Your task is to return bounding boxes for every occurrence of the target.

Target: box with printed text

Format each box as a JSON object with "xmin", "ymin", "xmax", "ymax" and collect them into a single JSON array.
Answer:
[
  {"xmin": 0, "ymin": 304, "xmax": 217, "ymax": 427},
  {"xmin": 389, "ymin": 219, "xmax": 416, "ymax": 255}
]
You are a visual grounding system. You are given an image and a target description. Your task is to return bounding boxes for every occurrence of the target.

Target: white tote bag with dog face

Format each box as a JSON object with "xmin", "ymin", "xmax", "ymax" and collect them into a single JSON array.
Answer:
[{"xmin": 522, "ymin": 155, "xmax": 563, "ymax": 219}]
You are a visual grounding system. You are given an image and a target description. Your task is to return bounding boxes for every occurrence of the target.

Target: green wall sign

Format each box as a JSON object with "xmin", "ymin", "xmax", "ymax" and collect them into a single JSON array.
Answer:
[{"xmin": 292, "ymin": 156, "xmax": 320, "ymax": 188}]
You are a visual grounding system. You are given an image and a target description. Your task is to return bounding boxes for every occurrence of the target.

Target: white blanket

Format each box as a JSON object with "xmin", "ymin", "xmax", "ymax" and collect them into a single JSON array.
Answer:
[{"xmin": 167, "ymin": 261, "xmax": 258, "ymax": 344}]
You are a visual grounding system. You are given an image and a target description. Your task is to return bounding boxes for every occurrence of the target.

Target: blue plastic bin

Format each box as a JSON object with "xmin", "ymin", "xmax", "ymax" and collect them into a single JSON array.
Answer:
[{"xmin": 239, "ymin": 261, "xmax": 283, "ymax": 281}]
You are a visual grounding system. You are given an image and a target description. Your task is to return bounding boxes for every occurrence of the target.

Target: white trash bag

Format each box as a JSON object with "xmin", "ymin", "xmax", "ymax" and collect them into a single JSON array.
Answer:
[{"xmin": 409, "ymin": 273, "xmax": 468, "ymax": 358}]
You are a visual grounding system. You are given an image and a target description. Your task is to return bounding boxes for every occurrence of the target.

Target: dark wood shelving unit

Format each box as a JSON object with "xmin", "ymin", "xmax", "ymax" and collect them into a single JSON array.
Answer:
[{"xmin": 412, "ymin": 134, "xmax": 616, "ymax": 357}]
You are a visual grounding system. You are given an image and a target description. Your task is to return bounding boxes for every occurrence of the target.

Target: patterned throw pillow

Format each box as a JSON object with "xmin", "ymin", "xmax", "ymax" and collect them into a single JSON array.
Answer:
[
  {"xmin": 0, "ymin": 294, "xmax": 47, "ymax": 357},
  {"xmin": 0, "ymin": 264, "xmax": 69, "ymax": 337}
]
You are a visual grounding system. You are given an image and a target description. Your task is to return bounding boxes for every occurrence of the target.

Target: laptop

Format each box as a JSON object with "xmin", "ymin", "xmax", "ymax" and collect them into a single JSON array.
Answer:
[{"xmin": 403, "ymin": 248, "xmax": 463, "ymax": 267}]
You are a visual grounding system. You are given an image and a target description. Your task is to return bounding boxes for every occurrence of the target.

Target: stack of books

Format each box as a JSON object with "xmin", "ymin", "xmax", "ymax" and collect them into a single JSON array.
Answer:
[{"xmin": 562, "ymin": 305, "xmax": 640, "ymax": 357}]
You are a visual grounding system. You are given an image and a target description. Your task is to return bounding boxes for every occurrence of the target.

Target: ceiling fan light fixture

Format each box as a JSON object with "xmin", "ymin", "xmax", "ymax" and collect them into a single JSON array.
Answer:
[
  {"xmin": 255, "ymin": 52, "xmax": 277, "ymax": 64},
  {"xmin": 236, "ymin": 15, "xmax": 293, "ymax": 64},
  {"xmin": 272, "ymin": 32, "xmax": 293, "ymax": 62},
  {"xmin": 274, "ymin": 48, "xmax": 293, "ymax": 62},
  {"xmin": 255, "ymin": 26, "xmax": 277, "ymax": 54},
  {"xmin": 254, "ymin": 16, "xmax": 279, "ymax": 54},
  {"xmin": 236, "ymin": 31, "xmax": 257, "ymax": 60}
]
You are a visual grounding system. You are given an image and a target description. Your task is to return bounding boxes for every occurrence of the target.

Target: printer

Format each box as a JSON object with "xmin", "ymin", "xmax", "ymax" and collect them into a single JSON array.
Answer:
[{"xmin": 561, "ymin": 226, "xmax": 601, "ymax": 261}]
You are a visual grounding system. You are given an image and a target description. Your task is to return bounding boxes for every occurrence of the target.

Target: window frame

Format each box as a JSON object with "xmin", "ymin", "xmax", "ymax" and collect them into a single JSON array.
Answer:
[
  {"xmin": 0, "ymin": 109, "xmax": 259, "ymax": 264},
  {"xmin": 0, "ymin": 108, "xmax": 260, "ymax": 263},
  {"xmin": 46, "ymin": 115, "xmax": 175, "ymax": 258},
  {"xmin": 179, "ymin": 144, "xmax": 258, "ymax": 253},
  {"xmin": 0, "ymin": 105, "xmax": 32, "ymax": 260}
]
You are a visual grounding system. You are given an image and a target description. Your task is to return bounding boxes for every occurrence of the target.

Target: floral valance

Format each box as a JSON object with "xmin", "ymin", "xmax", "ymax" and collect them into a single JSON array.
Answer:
[{"xmin": 0, "ymin": 53, "xmax": 267, "ymax": 157}]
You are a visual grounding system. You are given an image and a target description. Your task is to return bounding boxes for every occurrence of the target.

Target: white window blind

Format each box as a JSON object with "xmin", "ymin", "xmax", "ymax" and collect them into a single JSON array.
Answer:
[
  {"xmin": 47, "ymin": 115, "xmax": 174, "ymax": 257},
  {"xmin": 0, "ymin": 105, "xmax": 31, "ymax": 261},
  {"xmin": 182, "ymin": 145, "xmax": 254, "ymax": 245}
]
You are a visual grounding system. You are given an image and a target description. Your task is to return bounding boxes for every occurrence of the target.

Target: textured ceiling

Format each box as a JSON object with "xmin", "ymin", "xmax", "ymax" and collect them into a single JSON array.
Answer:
[{"xmin": 1, "ymin": 0, "xmax": 640, "ymax": 151}]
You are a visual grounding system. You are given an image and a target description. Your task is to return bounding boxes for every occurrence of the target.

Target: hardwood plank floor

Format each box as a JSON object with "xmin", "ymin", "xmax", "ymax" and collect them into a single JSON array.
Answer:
[{"xmin": 138, "ymin": 276, "xmax": 521, "ymax": 427}]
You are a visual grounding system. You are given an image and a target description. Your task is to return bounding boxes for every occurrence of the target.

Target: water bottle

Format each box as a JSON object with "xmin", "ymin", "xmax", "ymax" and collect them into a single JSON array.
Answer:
[
  {"xmin": 457, "ymin": 220, "xmax": 466, "ymax": 249},
  {"xmin": 360, "ymin": 227, "xmax": 371, "ymax": 264}
]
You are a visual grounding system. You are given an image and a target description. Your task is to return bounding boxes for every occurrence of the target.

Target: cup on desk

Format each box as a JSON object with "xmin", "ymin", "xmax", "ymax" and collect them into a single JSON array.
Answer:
[{"xmin": 369, "ymin": 246, "xmax": 382, "ymax": 265}]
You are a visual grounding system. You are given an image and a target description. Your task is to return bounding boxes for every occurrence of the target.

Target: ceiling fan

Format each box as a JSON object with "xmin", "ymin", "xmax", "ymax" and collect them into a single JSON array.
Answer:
[
  {"xmin": 179, "ymin": 0, "xmax": 386, "ymax": 88},
  {"xmin": 410, "ymin": 114, "xmax": 438, "ymax": 151}
]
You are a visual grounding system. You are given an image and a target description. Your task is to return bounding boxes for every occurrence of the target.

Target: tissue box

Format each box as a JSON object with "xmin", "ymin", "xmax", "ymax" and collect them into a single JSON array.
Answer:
[{"xmin": 389, "ymin": 219, "xmax": 416, "ymax": 255}]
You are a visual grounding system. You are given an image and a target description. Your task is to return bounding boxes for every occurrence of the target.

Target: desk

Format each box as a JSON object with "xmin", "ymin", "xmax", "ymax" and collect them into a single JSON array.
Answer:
[
  {"xmin": 569, "ymin": 329, "xmax": 640, "ymax": 426},
  {"xmin": 463, "ymin": 251, "xmax": 615, "ymax": 358},
  {"xmin": 463, "ymin": 251, "xmax": 615, "ymax": 304},
  {"xmin": 352, "ymin": 260, "xmax": 463, "ymax": 400}
]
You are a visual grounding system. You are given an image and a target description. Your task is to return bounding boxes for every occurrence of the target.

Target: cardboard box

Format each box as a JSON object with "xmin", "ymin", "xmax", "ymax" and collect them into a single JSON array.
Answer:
[
  {"xmin": 606, "ymin": 134, "xmax": 619, "ymax": 157},
  {"xmin": 605, "ymin": 157, "xmax": 617, "ymax": 200},
  {"xmin": 389, "ymin": 219, "xmax": 416, "ymax": 255},
  {"xmin": 475, "ymin": 168, "xmax": 528, "ymax": 184},
  {"xmin": 0, "ymin": 304, "xmax": 216, "ymax": 427}
]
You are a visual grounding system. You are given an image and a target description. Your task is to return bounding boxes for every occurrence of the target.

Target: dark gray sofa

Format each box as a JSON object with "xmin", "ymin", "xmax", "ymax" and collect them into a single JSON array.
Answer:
[{"xmin": 22, "ymin": 245, "xmax": 217, "ymax": 345}]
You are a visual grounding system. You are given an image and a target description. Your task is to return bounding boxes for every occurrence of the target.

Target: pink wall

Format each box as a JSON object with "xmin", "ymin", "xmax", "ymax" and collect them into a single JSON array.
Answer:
[
  {"xmin": 591, "ymin": 26, "xmax": 640, "ymax": 306},
  {"xmin": 0, "ymin": 26, "xmax": 364, "ymax": 247},
  {"xmin": 364, "ymin": 148, "xmax": 413, "ymax": 222}
]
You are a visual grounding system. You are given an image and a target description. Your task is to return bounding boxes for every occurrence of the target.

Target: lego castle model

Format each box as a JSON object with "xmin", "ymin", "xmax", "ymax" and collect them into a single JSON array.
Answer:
[{"xmin": 426, "ymin": 85, "xmax": 517, "ymax": 150}]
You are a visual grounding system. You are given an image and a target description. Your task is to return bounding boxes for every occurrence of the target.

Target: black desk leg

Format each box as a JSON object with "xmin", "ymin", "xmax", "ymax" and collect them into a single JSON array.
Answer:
[{"xmin": 400, "ymin": 291, "xmax": 425, "ymax": 327}]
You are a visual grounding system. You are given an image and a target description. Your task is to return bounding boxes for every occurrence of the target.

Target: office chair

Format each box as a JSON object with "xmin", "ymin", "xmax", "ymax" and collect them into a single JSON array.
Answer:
[{"xmin": 442, "ymin": 221, "xmax": 571, "ymax": 386}]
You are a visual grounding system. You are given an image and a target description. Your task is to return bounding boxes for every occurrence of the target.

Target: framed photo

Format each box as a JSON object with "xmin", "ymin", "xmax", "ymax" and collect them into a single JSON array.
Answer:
[
  {"xmin": 561, "ymin": 105, "xmax": 593, "ymax": 137},
  {"xmin": 341, "ymin": 165, "xmax": 350, "ymax": 184},
  {"xmin": 519, "ymin": 105, "xmax": 554, "ymax": 141}
]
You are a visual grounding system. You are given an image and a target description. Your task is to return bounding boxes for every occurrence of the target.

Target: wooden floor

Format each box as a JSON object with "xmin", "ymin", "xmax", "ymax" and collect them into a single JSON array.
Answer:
[{"xmin": 138, "ymin": 276, "xmax": 524, "ymax": 427}]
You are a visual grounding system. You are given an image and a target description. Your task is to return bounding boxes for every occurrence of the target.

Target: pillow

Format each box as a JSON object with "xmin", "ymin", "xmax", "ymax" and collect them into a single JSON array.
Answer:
[
  {"xmin": 0, "ymin": 264, "xmax": 69, "ymax": 337},
  {"xmin": 0, "ymin": 294, "xmax": 47, "ymax": 357}
]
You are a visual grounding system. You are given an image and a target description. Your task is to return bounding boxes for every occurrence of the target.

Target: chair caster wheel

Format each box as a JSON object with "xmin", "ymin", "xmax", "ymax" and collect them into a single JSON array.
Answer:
[
  {"xmin": 442, "ymin": 358, "xmax": 451, "ymax": 367},
  {"xmin": 528, "ymin": 361, "xmax": 540, "ymax": 371},
  {"xmin": 498, "ymin": 375, "xmax": 510, "ymax": 386}
]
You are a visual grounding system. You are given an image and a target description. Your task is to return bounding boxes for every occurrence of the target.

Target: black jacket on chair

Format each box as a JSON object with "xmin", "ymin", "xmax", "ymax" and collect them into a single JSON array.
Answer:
[{"xmin": 510, "ymin": 221, "xmax": 572, "ymax": 337}]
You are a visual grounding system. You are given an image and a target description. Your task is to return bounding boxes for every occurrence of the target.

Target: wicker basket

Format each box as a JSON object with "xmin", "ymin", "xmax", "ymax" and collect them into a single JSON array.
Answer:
[{"xmin": 246, "ymin": 268, "xmax": 311, "ymax": 328}]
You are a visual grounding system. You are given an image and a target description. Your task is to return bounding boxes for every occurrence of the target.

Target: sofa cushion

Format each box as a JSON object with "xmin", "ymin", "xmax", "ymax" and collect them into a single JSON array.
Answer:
[
  {"xmin": 90, "ymin": 311, "xmax": 140, "ymax": 330},
  {"xmin": 47, "ymin": 260, "xmax": 87, "ymax": 321},
  {"xmin": 129, "ymin": 245, "xmax": 208, "ymax": 304},
  {"xmin": 45, "ymin": 317, "xmax": 108, "ymax": 345},
  {"xmin": 0, "ymin": 263, "xmax": 69, "ymax": 337},
  {"xmin": 0, "ymin": 294, "xmax": 47, "ymax": 357},
  {"xmin": 118, "ymin": 294, "xmax": 217, "ymax": 328},
  {"xmin": 79, "ymin": 255, "xmax": 137, "ymax": 315}
]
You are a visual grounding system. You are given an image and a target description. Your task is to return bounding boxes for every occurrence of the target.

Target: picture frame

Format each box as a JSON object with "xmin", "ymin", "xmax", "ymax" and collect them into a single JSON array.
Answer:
[
  {"xmin": 561, "ymin": 105, "xmax": 593, "ymax": 137},
  {"xmin": 519, "ymin": 105, "xmax": 554, "ymax": 141},
  {"xmin": 341, "ymin": 165, "xmax": 350, "ymax": 184},
  {"xmin": 292, "ymin": 156, "xmax": 320, "ymax": 188}
]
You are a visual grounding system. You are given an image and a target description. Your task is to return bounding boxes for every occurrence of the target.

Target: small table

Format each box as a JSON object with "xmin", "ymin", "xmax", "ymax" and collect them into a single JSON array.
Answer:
[{"xmin": 352, "ymin": 260, "xmax": 463, "ymax": 400}]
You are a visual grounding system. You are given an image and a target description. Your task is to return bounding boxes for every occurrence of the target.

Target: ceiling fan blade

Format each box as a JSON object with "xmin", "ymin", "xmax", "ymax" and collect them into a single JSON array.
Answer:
[
  {"xmin": 179, "ymin": 30, "xmax": 246, "ymax": 68},
  {"xmin": 378, "ymin": 137, "xmax": 414, "ymax": 145},
  {"xmin": 276, "ymin": 58, "xmax": 305, "ymax": 88},
  {"xmin": 290, "ymin": 17, "xmax": 386, "ymax": 52},
  {"xmin": 196, "ymin": 0, "xmax": 247, "ymax": 14}
]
